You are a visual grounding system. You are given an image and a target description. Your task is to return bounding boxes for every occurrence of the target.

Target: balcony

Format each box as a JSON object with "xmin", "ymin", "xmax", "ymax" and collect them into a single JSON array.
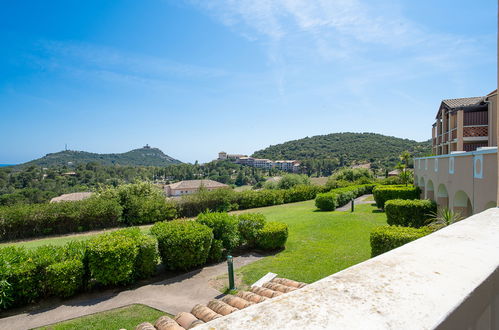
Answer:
[{"xmin": 199, "ymin": 208, "xmax": 499, "ymax": 329}]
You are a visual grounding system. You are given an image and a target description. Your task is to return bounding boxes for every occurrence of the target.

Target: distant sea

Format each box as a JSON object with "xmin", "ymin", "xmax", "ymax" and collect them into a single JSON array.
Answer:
[{"xmin": 0, "ymin": 164, "xmax": 14, "ymax": 167}]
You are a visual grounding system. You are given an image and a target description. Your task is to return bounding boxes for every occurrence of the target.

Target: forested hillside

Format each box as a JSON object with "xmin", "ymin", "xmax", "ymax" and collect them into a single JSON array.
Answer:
[
  {"xmin": 252, "ymin": 132, "xmax": 431, "ymax": 170},
  {"xmin": 16, "ymin": 146, "xmax": 181, "ymax": 168}
]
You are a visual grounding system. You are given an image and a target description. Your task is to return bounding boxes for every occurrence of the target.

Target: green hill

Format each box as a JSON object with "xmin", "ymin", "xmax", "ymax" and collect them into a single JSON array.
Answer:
[
  {"xmin": 17, "ymin": 146, "xmax": 182, "ymax": 168},
  {"xmin": 252, "ymin": 132, "xmax": 431, "ymax": 168}
]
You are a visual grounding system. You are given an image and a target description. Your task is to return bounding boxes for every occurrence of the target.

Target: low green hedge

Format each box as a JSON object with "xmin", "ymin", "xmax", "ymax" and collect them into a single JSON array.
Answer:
[
  {"xmin": 0, "ymin": 197, "xmax": 123, "ymax": 241},
  {"xmin": 45, "ymin": 259, "xmax": 85, "ymax": 298},
  {"xmin": 151, "ymin": 220, "xmax": 213, "ymax": 271},
  {"xmin": 385, "ymin": 199, "xmax": 437, "ymax": 228},
  {"xmin": 370, "ymin": 226, "xmax": 433, "ymax": 257},
  {"xmin": 87, "ymin": 228, "xmax": 156, "ymax": 286},
  {"xmin": 372, "ymin": 185, "xmax": 420, "ymax": 209},
  {"xmin": 315, "ymin": 184, "xmax": 375, "ymax": 211},
  {"xmin": 196, "ymin": 212, "xmax": 240, "ymax": 252},
  {"xmin": 256, "ymin": 222, "xmax": 289, "ymax": 250},
  {"xmin": 238, "ymin": 213, "xmax": 266, "ymax": 248}
]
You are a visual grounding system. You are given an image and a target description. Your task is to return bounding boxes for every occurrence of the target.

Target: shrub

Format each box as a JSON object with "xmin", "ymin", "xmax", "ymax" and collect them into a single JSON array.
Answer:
[
  {"xmin": 377, "ymin": 176, "xmax": 403, "ymax": 185},
  {"xmin": 238, "ymin": 213, "xmax": 266, "ymax": 248},
  {"xmin": 276, "ymin": 174, "xmax": 311, "ymax": 189},
  {"xmin": 256, "ymin": 222, "xmax": 288, "ymax": 250},
  {"xmin": 385, "ymin": 199, "xmax": 437, "ymax": 228},
  {"xmin": 282, "ymin": 185, "xmax": 323, "ymax": 203},
  {"xmin": 315, "ymin": 184, "xmax": 375, "ymax": 211},
  {"xmin": 370, "ymin": 226, "xmax": 433, "ymax": 257},
  {"xmin": 0, "ymin": 246, "xmax": 41, "ymax": 308},
  {"xmin": 196, "ymin": 212, "xmax": 240, "ymax": 252},
  {"xmin": 87, "ymin": 230, "xmax": 139, "ymax": 286},
  {"xmin": 329, "ymin": 168, "xmax": 374, "ymax": 182},
  {"xmin": 208, "ymin": 239, "xmax": 224, "ymax": 262},
  {"xmin": 0, "ymin": 196, "xmax": 122, "ymax": 241},
  {"xmin": 45, "ymin": 259, "xmax": 85, "ymax": 297},
  {"xmin": 177, "ymin": 188, "xmax": 237, "ymax": 217},
  {"xmin": 372, "ymin": 185, "xmax": 420, "ymax": 209},
  {"xmin": 236, "ymin": 189, "xmax": 285, "ymax": 210},
  {"xmin": 100, "ymin": 182, "xmax": 177, "ymax": 225},
  {"xmin": 151, "ymin": 220, "xmax": 213, "ymax": 271}
]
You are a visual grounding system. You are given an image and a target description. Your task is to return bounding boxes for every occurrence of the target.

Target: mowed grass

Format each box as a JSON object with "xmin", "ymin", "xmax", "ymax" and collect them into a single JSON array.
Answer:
[
  {"xmin": 36, "ymin": 304, "xmax": 168, "ymax": 330},
  {"xmin": 0, "ymin": 225, "xmax": 153, "ymax": 250},
  {"xmin": 236, "ymin": 200, "xmax": 386, "ymax": 285}
]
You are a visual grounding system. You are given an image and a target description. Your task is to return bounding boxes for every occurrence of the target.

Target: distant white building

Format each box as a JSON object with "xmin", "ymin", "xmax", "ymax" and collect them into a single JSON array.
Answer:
[
  {"xmin": 218, "ymin": 152, "xmax": 300, "ymax": 173},
  {"xmin": 164, "ymin": 179, "xmax": 229, "ymax": 197}
]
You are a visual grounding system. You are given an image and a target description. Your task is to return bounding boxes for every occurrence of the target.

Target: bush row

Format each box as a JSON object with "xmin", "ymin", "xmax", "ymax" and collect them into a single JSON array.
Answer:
[
  {"xmin": 177, "ymin": 184, "xmax": 327, "ymax": 217},
  {"xmin": 0, "ymin": 212, "xmax": 288, "ymax": 310},
  {"xmin": 314, "ymin": 184, "xmax": 376, "ymax": 211},
  {"xmin": 0, "ymin": 228, "xmax": 156, "ymax": 310},
  {"xmin": 372, "ymin": 185, "xmax": 421, "ymax": 209},
  {"xmin": 370, "ymin": 225, "xmax": 434, "ymax": 257},
  {"xmin": 0, "ymin": 182, "xmax": 177, "ymax": 241},
  {"xmin": 385, "ymin": 199, "xmax": 437, "ymax": 228}
]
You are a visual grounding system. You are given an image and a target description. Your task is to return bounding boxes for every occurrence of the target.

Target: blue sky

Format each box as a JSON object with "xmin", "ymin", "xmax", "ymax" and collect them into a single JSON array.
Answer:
[{"xmin": 0, "ymin": 0, "xmax": 496, "ymax": 164}]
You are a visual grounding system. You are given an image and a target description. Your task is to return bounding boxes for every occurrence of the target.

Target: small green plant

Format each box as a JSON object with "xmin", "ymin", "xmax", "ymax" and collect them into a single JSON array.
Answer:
[
  {"xmin": 256, "ymin": 222, "xmax": 289, "ymax": 250},
  {"xmin": 238, "ymin": 213, "xmax": 266, "ymax": 248},
  {"xmin": 426, "ymin": 207, "xmax": 463, "ymax": 229}
]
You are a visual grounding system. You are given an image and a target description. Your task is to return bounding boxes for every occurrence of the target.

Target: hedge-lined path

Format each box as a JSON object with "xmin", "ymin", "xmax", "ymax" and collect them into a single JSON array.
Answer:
[
  {"xmin": 0, "ymin": 254, "xmax": 262, "ymax": 330},
  {"xmin": 335, "ymin": 194, "xmax": 373, "ymax": 211}
]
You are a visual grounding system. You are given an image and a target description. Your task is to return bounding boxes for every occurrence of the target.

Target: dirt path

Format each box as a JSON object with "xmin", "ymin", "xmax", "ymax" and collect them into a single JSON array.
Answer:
[{"xmin": 0, "ymin": 254, "xmax": 263, "ymax": 330}]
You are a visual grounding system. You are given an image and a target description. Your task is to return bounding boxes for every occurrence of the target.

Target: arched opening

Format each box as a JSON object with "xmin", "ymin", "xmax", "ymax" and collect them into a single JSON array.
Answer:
[
  {"xmin": 419, "ymin": 177, "xmax": 425, "ymax": 199},
  {"xmin": 484, "ymin": 201, "xmax": 497, "ymax": 210},
  {"xmin": 426, "ymin": 180, "xmax": 435, "ymax": 201},
  {"xmin": 437, "ymin": 184, "xmax": 449, "ymax": 209},
  {"xmin": 453, "ymin": 190, "xmax": 473, "ymax": 218}
]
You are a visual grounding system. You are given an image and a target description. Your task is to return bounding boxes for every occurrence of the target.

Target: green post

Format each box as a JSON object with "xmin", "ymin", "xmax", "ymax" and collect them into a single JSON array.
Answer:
[
  {"xmin": 227, "ymin": 255, "xmax": 235, "ymax": 290},
  {"xmin": 351, "ymin": 198, "xmax": 354, "ymax": 212}
]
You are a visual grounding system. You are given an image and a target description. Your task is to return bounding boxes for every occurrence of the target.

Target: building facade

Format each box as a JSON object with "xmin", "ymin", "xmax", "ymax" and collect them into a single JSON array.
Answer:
[
  {"xmin": 217, "ymin": 152, "xmax": 300, "ymax": 172},
  {"xmin": 432, "ymin": 90, "xmax": 497, "ymax": 155},
  {"xmin": 416, "ymin": 90, "xmax": 498, "ymax": 217}
]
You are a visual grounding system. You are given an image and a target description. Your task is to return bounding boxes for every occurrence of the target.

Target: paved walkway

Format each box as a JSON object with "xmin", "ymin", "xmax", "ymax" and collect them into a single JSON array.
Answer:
[
  {"xmin": 0, "ymin": 254, "xmax": 262, "ymax": 330},
  {"xmin": 335, "ymin": 194, "xmax": 374, "ymax": 211}
]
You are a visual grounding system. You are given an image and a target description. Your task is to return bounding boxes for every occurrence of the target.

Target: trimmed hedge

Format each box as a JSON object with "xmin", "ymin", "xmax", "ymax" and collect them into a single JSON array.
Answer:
[
  {"xmin": 256, "ymin": 222, "xmax": 289, "ymax": 250},
  {"xmin": 151, "ymin": 220, "xmax": 213, "ymax": 271},
  {"xmin": 196, "ymin": 212, "xmax": 240, "ymax": 252},
  {"xmin": 370, "ymin": 226, "xmax": 433, "ymax": 257},
  {"xmin": 45, "ymin": 259, "xmax": 85, "ymax": 298},
  {"xmin": 0, "ymin": 196, "xmax": 122, "ymax": 241},
  {"xmin": 87, "ymin": 228, "xmax": 156, "ymax": 286},
  {"xmin": 385, "ymin": 199, "xmax": 437, "ymax": 228},
  {"xmin": 315, "ymin": 184, "xmax": 375, "ymax": 211},
  {"xmin": 372, "ymin": 185, "xmax": 420, "ymax": 209},
  {"xmin": 238, "ymin": 213, "xmax": 266, "ymax": 248}
]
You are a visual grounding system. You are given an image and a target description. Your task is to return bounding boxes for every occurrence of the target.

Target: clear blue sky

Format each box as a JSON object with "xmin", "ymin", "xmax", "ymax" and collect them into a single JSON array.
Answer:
[{"xmin": 0, "ymin": 0, "xmax": 496, "ymax": 164}]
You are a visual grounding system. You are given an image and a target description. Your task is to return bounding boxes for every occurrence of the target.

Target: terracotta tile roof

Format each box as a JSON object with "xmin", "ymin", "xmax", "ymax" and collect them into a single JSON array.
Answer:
[
  {"xmin": 441, "ymin": 96, "xmax": 484, "ymax": 109},
  {"xmin": 50, "ymin": 192, "xmax": 93, "ymax": 203},
  {"xmin": 167, "ymin": 180, "xmax": 228, "ymax": 190},
  {"xmin": 134, "ymin": 276, "xmax": 307, "ymax": 330}
]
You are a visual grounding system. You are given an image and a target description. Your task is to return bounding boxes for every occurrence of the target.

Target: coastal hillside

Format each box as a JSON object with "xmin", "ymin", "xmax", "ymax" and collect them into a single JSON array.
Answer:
[
  {"xmin": 16, "ymin": 146, "xmax": 182, "ymax": 168},
  {"xmin": 252, "ymin": 132, "xmax": 431, "ymax": 168}
]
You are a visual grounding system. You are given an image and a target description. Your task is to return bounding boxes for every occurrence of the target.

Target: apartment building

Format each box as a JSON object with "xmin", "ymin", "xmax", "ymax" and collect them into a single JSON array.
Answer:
[
  {"xmin": 415, "ymin": 90, "xmax": 498, "ymax": 217},
  {"xmin": 432, "ymin": 90, "xmax": 497, "ymax": 155},
  {"xmin": 164, "ymin": 179, "xmax": 228, "ymax": 197},
  {"xmin": 217, "ymin": 152, "xmax": 300, "ymax": 172}
]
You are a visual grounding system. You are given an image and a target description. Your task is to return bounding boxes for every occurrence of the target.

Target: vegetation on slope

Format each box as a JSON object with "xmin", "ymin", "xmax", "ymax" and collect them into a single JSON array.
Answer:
[
  {"xmin": 16, "ymin": 146, "xmax": 181, "ymax": 168},
  {"xmin": 252, "ymin": 132, "xmax": 431, "ymax": 170}
]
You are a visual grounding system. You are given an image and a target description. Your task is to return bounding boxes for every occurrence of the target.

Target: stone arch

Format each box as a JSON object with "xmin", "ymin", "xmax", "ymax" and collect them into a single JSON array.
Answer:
[
  {"xmin": 418, "ymin": 177, "xmax": 425, "ymax": 199},
  {"xmin": 437, "ymin": 184, "xmax": 449, "ymax": 209},
  {"xmin": 484, "ymin": 201, "xmax": 497, "ymax": 210},
  {"xmin": 426, "ymin": 180, "xmax": 435, "ymax": 201},
  {"xmin": 453, "ymin": 190, "xmax": 473, "ymax": 218}
]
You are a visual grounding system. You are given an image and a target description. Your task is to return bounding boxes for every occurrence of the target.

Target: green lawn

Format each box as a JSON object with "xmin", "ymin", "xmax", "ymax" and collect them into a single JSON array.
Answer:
[
  {"xmin": 236, "ymin": 200, "xmax": 386, "ymax": 285},
  {"xmin": 36, "ymin": 304, "xmax": 168, "ymax": 330},
  {"xmin": 0, "ymin": 225, "xmax": 153, "ymax": 250}
]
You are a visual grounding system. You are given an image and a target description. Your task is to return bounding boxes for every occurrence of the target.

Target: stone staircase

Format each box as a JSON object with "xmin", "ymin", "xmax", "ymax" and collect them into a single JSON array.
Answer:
[{"xmin": 135, "ymin": 277, "xmax": 307, "ymax": 330}]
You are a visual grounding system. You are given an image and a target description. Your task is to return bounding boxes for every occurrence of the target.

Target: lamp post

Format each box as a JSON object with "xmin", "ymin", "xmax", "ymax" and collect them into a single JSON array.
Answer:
[{"xmin": 227, "ymin": 255, "xmax": 235, "ymax": 291}]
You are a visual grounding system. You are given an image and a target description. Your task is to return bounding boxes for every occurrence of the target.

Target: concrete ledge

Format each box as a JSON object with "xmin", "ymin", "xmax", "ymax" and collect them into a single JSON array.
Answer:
[{"xmin": 198, "ymin": 208, "xmax": 499, "ymax": 329}]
